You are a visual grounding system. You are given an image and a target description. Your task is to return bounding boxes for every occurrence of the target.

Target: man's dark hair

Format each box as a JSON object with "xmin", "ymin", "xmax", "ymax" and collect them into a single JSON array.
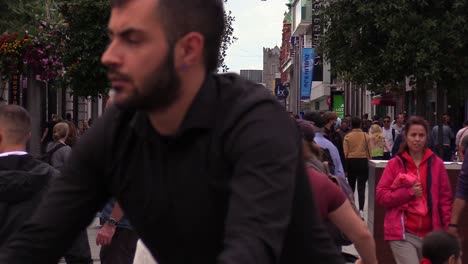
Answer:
[
  {"xmin": 304, "ymin": 112, "xmax": 325, "ymax": 128},
  {"xmin": 0, "ymin": 105, "xmax": 31, "ymax": 145},
  {"xmin": 111, "ymin": 0, "xmax": 225, "ymax": 73},
  {"xmin": 351, "ymin": 117, "xmax": 361, "ymax": 129}
]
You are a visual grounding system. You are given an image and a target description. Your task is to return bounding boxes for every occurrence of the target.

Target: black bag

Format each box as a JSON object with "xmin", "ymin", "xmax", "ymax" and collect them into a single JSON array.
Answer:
[
  {"xmin": 40, "ymin": 143, "xmax": 66, "ymax": 164},
  {"xmin": 320, "ymin": 148, "xmax": 336, "ymax": 176}
]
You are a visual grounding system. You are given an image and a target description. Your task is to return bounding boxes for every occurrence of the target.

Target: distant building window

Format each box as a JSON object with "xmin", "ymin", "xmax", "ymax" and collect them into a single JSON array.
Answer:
[{"xmin": 315, "ymin": 102, "xmax": 320, "ymax": 110}]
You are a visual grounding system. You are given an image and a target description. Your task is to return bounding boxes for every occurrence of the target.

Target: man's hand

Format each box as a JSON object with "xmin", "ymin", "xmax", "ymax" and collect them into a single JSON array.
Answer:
[{"xmin": 96, "ymin": 223, "xmax": 116, "ymax": 246}]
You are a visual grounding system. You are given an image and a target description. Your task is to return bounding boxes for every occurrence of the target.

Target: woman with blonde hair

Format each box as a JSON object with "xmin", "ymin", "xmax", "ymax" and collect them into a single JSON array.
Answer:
[
  {"xmin": 369, "ymin": 124, "xmax": 391, "ymax": 160},
  {"xmin": 45, "ymin": 122, "xmax": 72, "ymax": 170}
]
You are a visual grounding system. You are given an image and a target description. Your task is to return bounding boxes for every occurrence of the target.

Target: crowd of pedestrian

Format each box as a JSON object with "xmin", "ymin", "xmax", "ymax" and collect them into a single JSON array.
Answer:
[{"xmin": 291, "ymin": 110, "xmax": 468, "ymax": 264}]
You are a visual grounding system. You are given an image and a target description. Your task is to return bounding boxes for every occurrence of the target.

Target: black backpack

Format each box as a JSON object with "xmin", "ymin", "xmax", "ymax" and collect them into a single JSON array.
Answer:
[
  {"xmin": 320, "ymin": 148, "xmax": 336, "ymax": 176},
  {"xmin": 40, "ymin": 143, "xmax": 66, "ymax": 164}
]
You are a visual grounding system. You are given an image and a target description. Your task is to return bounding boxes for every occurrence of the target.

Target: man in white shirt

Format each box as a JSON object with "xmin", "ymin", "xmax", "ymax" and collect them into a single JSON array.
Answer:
[
  {"xmin": 392, "ymin": 113, "xmax": 405, "ymax": 135},
  {"xmin": 0, "ymin": 105, "xmax": 92, "ymax": 263},
  {"xmin": 455, "ymin": 121, "xmax": 468, "ymax": 152},
  {"xmin": 382, "ymin": 115, "xmax": 396, "ymax": 160}
]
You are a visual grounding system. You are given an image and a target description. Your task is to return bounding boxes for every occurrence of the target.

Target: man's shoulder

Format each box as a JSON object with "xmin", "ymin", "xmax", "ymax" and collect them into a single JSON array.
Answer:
[
  {"xmin": 215, "ymin": 73, "xmax": 278, "ymax": 109},
  {"xmin": 316, "ymin": 136, "xmax": 335, "ymax": 148},
  {"xmin": 214, "ymin": 73, "xmax": 288, "ymax": 127},
  {"xmin": 0, "ymin": 155, "xmax": 57, "ymax": 182}
]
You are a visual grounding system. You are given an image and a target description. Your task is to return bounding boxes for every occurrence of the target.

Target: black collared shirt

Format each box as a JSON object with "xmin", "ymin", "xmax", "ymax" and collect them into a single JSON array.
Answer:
[{"xmin": 0, "ymin": 74, "xmax": 343, "ymax": 264}]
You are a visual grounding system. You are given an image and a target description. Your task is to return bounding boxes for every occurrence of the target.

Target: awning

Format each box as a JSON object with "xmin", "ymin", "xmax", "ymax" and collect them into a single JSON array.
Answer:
[{"xmin": 371, "ymin": 93, "xmax": 397, "ymax": 106}]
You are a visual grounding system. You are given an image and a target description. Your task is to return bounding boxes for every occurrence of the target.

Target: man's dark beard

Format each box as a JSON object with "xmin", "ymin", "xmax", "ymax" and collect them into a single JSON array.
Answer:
[{"xmin": 112, "ymin": 48, "xmax": 181, "ymax": 112}]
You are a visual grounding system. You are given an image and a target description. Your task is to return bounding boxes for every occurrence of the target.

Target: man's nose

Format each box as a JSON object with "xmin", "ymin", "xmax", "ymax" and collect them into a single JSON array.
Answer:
[{"xmin": 101, "ymin": 41, "xmax": 121, "ymax": 68}]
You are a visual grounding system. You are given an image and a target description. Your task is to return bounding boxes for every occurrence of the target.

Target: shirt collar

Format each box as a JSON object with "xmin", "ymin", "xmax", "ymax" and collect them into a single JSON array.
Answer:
[
  {"xmin": 178, "ymin": 73, "xmax": 217, "ymax": 132},
  {"xmin": 0, "ymin": 151, "xmax": 28, "ymax": 158},
  {"xmin": 130, "ymin": 74, "xmax": 218, "ymax": 139}
]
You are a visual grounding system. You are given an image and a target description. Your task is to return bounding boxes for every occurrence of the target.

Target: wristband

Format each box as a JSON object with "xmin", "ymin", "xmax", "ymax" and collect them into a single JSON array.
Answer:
[{"xmin": 449, "ymin": 223, "xmax": 458, "ymax": 228}]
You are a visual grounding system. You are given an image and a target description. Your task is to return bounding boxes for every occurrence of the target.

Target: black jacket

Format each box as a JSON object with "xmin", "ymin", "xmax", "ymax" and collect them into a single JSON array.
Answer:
[
  {"xmin": 0, "ymin": 74, "xmax": 344, "ymax": 263},
  {"xmin": 0, "ymin": 155, "xmax": 57, "ymax": 246}
]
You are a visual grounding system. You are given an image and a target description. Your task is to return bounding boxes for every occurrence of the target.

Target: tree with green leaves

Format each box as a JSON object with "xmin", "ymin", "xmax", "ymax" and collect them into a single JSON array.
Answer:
[
  {"xmin": 2, "ymin": 0, "xmax": 236, "ymax": 96},
  {"xmin": 319, "ymin": 0, "xmax": 468, "ymax": 93},
  {"xmin": 319, "ymin": 0, "xmax": 468, "ymax": 156},
  {"xmin": 219, "ymin": 0, "xmax": 237, "ymax": 73},
  {"xmin": 58, "ymin": 0, "xmax": 236, "ymax": 96},
  {"xmin": 58, "ymin": 0, "xmax": 110, "ymax": 96}
]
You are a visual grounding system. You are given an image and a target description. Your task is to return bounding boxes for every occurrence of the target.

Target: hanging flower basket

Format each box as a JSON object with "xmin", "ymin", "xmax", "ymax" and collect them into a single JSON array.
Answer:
[{"xmin": 0, "ymin": 21, "xmax": 66, "ymax": 82}]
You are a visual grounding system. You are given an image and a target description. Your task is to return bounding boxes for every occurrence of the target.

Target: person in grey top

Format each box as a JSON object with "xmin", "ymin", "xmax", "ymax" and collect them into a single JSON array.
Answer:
[
  {"xmin": 46, "ymin": 122, "xmax": 72, "ymax": 170},
  {"xmin": 46, "ymin": 121, "xmax": 92, "ymax": 264},
  {"xmin": 432, "ymin": 113, "xmax": 454, "ymax": 161}
]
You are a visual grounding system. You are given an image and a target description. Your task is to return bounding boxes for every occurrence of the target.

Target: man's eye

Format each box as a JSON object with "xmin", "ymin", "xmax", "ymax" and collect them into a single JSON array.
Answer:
[{"xmin": 125, "ymin": 38, "xmax": 141, "ymax": 44}]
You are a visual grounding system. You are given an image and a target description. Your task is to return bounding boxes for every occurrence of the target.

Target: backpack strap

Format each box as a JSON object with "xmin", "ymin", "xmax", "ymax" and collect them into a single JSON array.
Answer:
[
  {"xmin": 392, "ymin": 128, "xmax": 396, "ymax": 141},
  {"xmin": 46, "ymin": 143, "xmax": 66, "ymax": 163},
  {"xmin": 426, "ymin": 155, "xmax": 433, "ymax": 213},
  {"xmin": 398, "ymin": 154, "xmax": 408, "ymax": 174}
]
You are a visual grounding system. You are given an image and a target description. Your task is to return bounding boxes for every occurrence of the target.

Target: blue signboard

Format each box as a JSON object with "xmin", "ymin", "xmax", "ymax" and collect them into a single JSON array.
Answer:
[{"xmin": 301, "ymin": 48, "xmax": 314, "ymax": 100}]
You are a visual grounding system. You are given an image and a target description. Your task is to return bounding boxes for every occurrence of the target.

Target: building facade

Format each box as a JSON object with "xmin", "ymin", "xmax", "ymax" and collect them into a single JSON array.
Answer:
[
  {"xmin": 263, "ymin": 46, "xmax": 281, "ymax": 95},
  {"xmin": 240, "ymin": 69, "xmax": 263, "ymax": 84}
]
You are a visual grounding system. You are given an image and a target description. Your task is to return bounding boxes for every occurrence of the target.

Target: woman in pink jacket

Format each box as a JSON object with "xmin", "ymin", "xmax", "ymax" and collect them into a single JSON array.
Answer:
[{"xmin": 376, "ymin": 116, "xmax": 452, "ymax": 264}]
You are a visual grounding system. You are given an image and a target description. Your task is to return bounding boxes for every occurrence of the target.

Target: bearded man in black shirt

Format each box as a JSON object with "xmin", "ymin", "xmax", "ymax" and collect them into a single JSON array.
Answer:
[{"xmin": 0, "ymin": 0, "xmax": 344, "ymax": 263}]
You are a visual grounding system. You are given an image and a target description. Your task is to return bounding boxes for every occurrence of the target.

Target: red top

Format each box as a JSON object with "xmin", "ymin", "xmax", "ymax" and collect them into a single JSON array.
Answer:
[
  {"xmin": 402, "ymin": 151, "xmax": 433, "ymax": 237},
  {"xmin": 307, "ymin": 168, "xmax": 346, "ymax": 221}
]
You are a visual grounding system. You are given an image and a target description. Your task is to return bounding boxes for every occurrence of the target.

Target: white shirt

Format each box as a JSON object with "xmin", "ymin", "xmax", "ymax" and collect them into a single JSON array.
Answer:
[
  {"xmin": 382, "ymin": 127, "xmax": 395, "ymax": 152},
  {"xmin": 0, "ymin": 151, "xmax": 28, "ymax": 158},
  {"xmin": 392, "ymin": 124, "xmax": 404, "ymax": 134},
  {"xmin": 456, "ymin": 127, "xmax": 468, "ymax": 148}
]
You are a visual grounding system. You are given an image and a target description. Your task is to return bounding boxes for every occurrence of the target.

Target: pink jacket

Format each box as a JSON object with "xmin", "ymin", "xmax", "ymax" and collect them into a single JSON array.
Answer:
[
  {"xmin": 376, "ymin": 149, "xmax": 452, "ymax": 240},
  {"xmin": 391, "ymin": 172, "xmax": 428, "ymax": 216}
]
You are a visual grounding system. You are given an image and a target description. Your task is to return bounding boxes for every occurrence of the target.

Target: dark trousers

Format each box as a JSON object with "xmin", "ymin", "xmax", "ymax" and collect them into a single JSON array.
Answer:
[
  {"xmin": 64, "ymin": 230, "xmax": 92, "ymax": 264},
  {"xmin": 383, "ymin": 152, "xmax": 391, "ymax": 160},
  {"xmin": 346, "ymin": 158, "xmax": 368, "ymax": 211},
  {"xmin": 100, "ymin": 228, "xmax": 139, "ymax": 264}
]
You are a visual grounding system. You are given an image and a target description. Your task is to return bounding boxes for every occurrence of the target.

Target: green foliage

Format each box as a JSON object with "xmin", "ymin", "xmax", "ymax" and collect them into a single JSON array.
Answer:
[
  {"xmin": 219, "ymin": 0, "xmax": 237, "ymax": 72},
  {"xmin": 58, "ymin": 0, "xmax": 110, "ymax": 96},
  {"xmin": 58, "ymin": 0, "xmax": 235, "ymax": 95},
  {"xmin": 2, "ymin": 0, "xmax": 236, "ymax": 95},
  {"xmin": 0, "ymin": 0, "xmax": 41, "ymax": 33},
  {"xmin": 319, "ymin": 0, "xmax": 468, "ymax": 91}
]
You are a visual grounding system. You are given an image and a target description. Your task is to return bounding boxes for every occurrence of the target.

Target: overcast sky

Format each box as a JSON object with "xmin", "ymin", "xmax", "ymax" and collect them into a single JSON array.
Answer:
[{"xmin": 224, "ymin": 0, "xmax": 288, "ymax": 74}]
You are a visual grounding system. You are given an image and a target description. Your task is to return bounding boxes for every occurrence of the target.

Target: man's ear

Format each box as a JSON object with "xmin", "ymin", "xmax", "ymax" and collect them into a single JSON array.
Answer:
[{"xmin": 174, "ymin": 32, "xmax": 205, "ymax": 70}]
